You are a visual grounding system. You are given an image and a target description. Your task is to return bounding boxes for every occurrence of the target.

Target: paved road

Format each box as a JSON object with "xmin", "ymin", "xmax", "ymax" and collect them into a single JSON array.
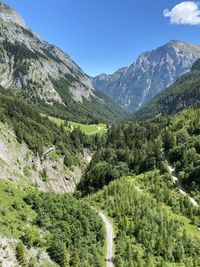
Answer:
[
  {"xmin": 99, "ymin": 211, "xmax": 114, "ymax": 267},
  {"xmin": 168, "ymin": 164, "xmax": 198, "ymax": 207}
]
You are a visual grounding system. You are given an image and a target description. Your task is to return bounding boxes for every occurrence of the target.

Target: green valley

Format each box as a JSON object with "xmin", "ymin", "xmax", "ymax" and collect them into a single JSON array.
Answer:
[
  {"xmin": 1, "ymin": 79, "xmax": 200, "ymax": 266},
  {"xmin": 48, "ymin": 115, "xmax": 107, "ymax": 135},
  {"xmin": 1, "ymin": 1, "xmax": 200, "ymax": 267}
]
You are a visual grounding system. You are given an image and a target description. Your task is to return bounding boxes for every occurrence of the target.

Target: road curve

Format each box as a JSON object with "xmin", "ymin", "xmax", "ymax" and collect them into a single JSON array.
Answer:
[
  {"xmin": 168, "ymin": 164, "xmax": 198, "ymax": 207},
  {"xmin": 99, "ymin": 211, "xmax": 114, "ymax": 267}
]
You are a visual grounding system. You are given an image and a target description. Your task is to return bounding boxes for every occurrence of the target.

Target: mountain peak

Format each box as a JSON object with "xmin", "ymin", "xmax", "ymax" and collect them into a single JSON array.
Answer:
[
  {"xmin": 93, "ymin": 40, "xmax": 200, "ymax": 112},
  {"xmin": 166, "ymin": 39, "xmax": 200, "ymax": 49},
  {"xmin": 0, "ymin": 1, "xmax": 28, "ymax": 29},
  {"xmin": 168, "ymin": 39, "xmax": 182, "ymax": 45}
]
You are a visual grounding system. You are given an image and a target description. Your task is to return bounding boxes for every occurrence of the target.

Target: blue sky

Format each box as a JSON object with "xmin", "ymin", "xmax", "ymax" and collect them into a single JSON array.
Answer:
[{"xmin": 4, "ymin": 0, "xmax": 200, "ymax": 76}]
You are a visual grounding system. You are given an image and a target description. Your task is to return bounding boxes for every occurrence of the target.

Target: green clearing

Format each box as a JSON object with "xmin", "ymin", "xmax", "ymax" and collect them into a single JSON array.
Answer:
[{"xmin": 48, "ymin": 115, "xmax": 107, "ymax": 135}]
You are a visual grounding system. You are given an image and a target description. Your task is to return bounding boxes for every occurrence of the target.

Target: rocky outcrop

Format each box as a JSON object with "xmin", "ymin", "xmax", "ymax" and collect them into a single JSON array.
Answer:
[
  {"xmin": 0, "ymin": 121, "xmax": 91, "ymax": 193},
  {"xmin": 0, "ymin": 237, "xmax": 57, "ymax": 267}
]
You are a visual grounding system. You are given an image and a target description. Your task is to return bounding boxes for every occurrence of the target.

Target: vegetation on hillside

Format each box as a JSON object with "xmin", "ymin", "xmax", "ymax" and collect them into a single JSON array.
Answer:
[
  {"xmin": 24, "ymin": 191, "xmax": 104, "ymax": 267},
  {"xmin": 0, "ymin": 179, "xmax": 104, "ymax": 267},
  {"xmin": 78, "ymin": 119, "xmax": 165, "ymax": 194},
  {"xmin": 135, "ymin": 60, "xmax": 200, "ymax": 120},
  {"xmin": 0, "ymin": 87, "xmax": 97, "ymax": 167},
  {"xmin": 89, "ymin": 173, "xmax": 200, "ymax": 266},
  {"xmin": 1, "ymin": 66, "xmax": 200, "ymax": 266},
  {"xmin": 163, "ymin": 108, "xmax": 200, "ymax": 202},
  {"xmin": 37, "ymin": 78, "xmax": 126, "ymax": 125},
  {"xmin": 79, "ymin": 108, "xmax": 200, "ymax": 200}
]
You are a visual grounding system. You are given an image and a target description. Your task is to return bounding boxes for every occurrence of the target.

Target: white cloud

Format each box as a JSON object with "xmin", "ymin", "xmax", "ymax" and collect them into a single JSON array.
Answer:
[{"xmin": 163, "ymin": 1, "xmax": 200, "ymax": 25}]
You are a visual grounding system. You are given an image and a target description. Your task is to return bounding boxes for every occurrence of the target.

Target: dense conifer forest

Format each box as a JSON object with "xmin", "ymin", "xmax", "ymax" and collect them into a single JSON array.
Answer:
[
  {"xmin": 0, "ymin": 180, "xmax": 104, "ymax": 266},
  {"xmin": 88, "ymin": 173, "xmax": 200, "ymax": 266},
  {"xmin": 79, "ymin": 108, "xmax": 200, "ymax": 201}
]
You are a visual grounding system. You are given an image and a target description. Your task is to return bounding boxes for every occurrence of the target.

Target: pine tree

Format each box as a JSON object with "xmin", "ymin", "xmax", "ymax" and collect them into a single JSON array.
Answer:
[
  {"xmin": 16, "ymin": 241, "xmax": 28, "ymax": 267},
  {"xmin": 73, "ymin": 251, "xmax": 81, "ymax": 267},
  {"xmin": 61, "ymin": 245, "xmax": 70, "ymax": 267}
]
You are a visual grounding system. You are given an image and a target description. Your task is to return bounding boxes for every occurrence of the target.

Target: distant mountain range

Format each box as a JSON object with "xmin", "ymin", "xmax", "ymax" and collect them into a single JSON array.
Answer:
[
  {"xmin": 0, "ymin": 2, "xmax": 125, "ymax": 123},
  {"xmin": 93, "ymin": 40, "xmax": 200, "ymax": 112}
]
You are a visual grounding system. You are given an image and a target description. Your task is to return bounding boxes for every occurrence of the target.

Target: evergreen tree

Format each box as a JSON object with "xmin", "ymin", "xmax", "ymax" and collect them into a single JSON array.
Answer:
[{"xmin": 16, "ymin": 241, "xmax": 28, "ymax": 267}]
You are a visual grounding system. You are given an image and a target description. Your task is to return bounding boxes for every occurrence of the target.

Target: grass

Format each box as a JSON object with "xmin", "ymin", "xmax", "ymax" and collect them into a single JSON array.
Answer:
[
  {"xmin": 70, "ymin": 121, "xmax": 107, "ymax": 135},
  {"xmin": 48, "ymin": 115, "xmax": 107, "ymax": 135}
]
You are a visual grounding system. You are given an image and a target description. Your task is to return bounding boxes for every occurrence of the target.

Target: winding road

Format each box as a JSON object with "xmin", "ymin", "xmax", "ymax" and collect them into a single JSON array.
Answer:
[
  {"xmin": 167, "ymin": 164, "xmax": 198, "ymax": 207},
  {"xmin": 99, "ymin": 211, "xmax": 114, "ymax": 267}
]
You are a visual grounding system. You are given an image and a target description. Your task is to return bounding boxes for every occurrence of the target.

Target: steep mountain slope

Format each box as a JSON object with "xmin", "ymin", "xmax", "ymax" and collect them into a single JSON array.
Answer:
[
  {"xmin": 0, "ymin": 87, "xmax": 96, "ymax": 193},
  {"xmin": 135, "ymin": 59, "xmax": 200, "ymax": 120},
  {"xmin": 93, "ymin": 40, "xmax": 200, "ymax": 112},
  {"xmin": 0, "ymin": 2, "xmax": 125, "ymax": 123},
  {"xmin": 0, "ymin": 88, "xmax": 106, "ymax": 266}
]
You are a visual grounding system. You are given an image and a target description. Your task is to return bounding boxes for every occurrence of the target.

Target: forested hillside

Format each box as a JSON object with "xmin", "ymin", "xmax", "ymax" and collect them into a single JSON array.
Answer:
[
  {"xmin": 78, "ymin": 108, "xmax": 200, "ymax": 201},
  {"xmin": 163, "ymin": 108, "xmax": 200, "ymax": 202},
  {"xmin": 0, "ymin": 86, "xmax": 103, "ymax": 193},
  {"xmin": 0, "ymin": 179, "xmax": 104, "ymax": 266},
  {"xmin": 0, "ymin": 87, "xmax": 95, "ymax": 166},
  {"xmin": 78, "ymin": 118, "xmax": 164, "ymax": 194},
  {"xmin": 88, "ymin": 173, "xmax": 200, "ymax": 266},
  {"xmin": 0, "ymin": 85, "xmax": 107, "ymax": 266},
  {"xmin": 1, "ymin": 89, "xmax": 200, "ymax": 266}
]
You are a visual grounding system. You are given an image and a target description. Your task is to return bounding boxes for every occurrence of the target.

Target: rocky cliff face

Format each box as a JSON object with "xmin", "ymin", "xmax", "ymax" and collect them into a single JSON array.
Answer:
[
  {"xmin": 0, "ymin": 121, "xmax": 91, "ymax": 193},
  {"xmin": 0, "ymin": 2, "xmax": 124, "ymax": 122},
  {"xmin": 93, "ymin": 40, "xmax": 200, "ymax": 112},
  {"xmin": 0, "ymin": 2, "xmax": 94, "ymax": 102},
  {"xmin": 135, "ymin": 58, "xmax": 200, "ymax": 120}
]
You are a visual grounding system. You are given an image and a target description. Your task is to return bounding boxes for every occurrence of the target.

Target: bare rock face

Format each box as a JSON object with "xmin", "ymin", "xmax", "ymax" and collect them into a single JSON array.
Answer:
[
  {"xmin": 0, "ymin": 2, "xmax": 125, "ymax": 123},
  {"xmin": 0, "ymin": 2, "xmax": 28, "ymax": 29},
  {"xmin": 0, "ymin": 2, "xmax": 96, "ymax": 104},
  {"xmin": 93, "ymin": 40, "xmax": 200, "ymax": 112},
  {"xmin": 0, "ymin": 121, "xmax": 90, "ymax": 193},
  {"xmin": 0, "ymin": 237, "xmax": 56, "ymax": 267}
]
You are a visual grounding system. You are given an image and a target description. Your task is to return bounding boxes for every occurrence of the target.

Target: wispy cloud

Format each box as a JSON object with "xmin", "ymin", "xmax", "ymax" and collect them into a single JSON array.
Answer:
[{"xmin": 163, "ymin": 1, "xmax": 200, "ymax": 25}]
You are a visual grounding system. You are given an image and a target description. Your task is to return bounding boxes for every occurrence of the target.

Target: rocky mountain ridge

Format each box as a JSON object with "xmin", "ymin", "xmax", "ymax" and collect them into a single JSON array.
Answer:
[
  {"xmin": 93, "ymin": 40, "xmax": 200, "ymax": 112},
  {"xmin": 0, "ymin": 1, "xmax": 124, "ymax": 123},
  {"xmin": 135, "ymin": 58, "xmax": 200, "ymax": 120}
]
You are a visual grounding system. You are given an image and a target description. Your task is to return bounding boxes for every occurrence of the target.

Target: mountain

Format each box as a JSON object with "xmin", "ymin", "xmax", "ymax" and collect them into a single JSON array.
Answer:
[
  {"xmin": 0, "ymin": 2, "xmax": 125, "ymax": 123},
  {"xmin": 93, "ymin": 40, "xmax": 200, "ymax": 112},
  {"xmin": 135, "ymin": 58, "xmax": 200, "ymax": 120}
]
